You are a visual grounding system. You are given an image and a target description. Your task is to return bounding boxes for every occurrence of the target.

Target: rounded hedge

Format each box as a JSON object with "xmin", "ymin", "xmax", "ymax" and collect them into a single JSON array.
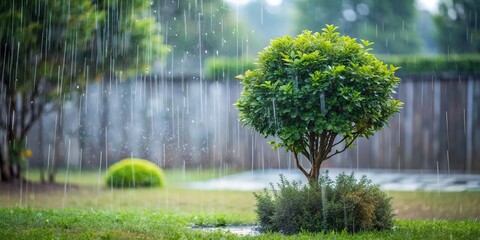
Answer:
[
  {"xmin": 105, "ymin": 158, "xmax": 165, "ymax": 188},
  {"xmin": 255, "ymin": 172, "xmax": 394, "ymax": 234}
]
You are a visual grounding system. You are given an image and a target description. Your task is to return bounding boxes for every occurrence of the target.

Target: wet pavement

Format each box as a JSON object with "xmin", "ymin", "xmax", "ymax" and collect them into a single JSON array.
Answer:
[{"xmin": 187, "ymin": 168, "xmax": 480, "ymax": 192}]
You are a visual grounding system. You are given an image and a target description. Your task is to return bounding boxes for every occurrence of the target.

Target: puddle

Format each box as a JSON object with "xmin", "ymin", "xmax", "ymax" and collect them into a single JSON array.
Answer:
[
  {"xmin": 197, "ymin": 225, "xmax": 260, "ymax": 236},
  {"xmin": 187, "ymin": 169, "xmax": 480, "ymax": 192}
]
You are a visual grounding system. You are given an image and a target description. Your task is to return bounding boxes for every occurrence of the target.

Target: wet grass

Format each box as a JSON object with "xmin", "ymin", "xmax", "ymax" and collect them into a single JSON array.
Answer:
[
  {"xmin": 2, "ymin": 168, "xmax": 255, "ymax": 223},
  {"xmin": 2, "ymin": 169, "xmax": 478, "ymax": 221},
  {"xmin": 0, "ymin": 208, "xmax": 232, "ymax": 240},
  {"xmin": 388, "ymin": 191, "xmax": 480, "ymax": 220},
  {"xmin": 0, "ymin": 208, "xmax": 479, "ymax": 240},
  {"xmin": 1, "ymin": 169, "xmax": 479, "ymax": 238}
]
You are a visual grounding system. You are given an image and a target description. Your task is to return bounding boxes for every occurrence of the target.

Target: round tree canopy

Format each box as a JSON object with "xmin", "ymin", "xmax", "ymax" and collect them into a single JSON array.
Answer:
[{"xmin": 236, "ymin": 25, "xmax": 402, "ymax": 157}]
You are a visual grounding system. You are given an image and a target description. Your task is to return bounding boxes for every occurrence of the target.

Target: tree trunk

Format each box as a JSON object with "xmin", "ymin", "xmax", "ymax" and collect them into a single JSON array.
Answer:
[
  {"xmin": 0, "ymin": 143, "xmax": 3, "ymax": 181},
  {"xmin": 6, "ymin": 129, "xmax": 23, "ymax": 180},
  {"xmin": 2, "ymin": 91, "xmax": 17, "ymax": 181},
  {"xmin": 0, "ymin": 138, "xmax": 10, "ymax": 181},
  {"xmin": 39, "ymin": 115, "xmax": 45, "ymax": 183},
  {"xmin": 309, "ymin": 161, "xmax": 321, "ymax": 186},
  {"xmin": 294, "ymin": 132, "xmax": 341, "ymax": 186},
  {"xmin": 49, "ymin": 106, "xmax": 65, "ymax": 183}
]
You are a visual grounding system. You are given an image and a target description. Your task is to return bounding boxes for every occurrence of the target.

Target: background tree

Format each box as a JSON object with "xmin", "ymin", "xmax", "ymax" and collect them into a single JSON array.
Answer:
[
  {"xmin": 0, "ymin": 0, "xmax": 97, "ymax": 182},
  {"xmin": 155, "ymin": 0, "xmax": 245, "ymax": 71},
  {"xmin": 434, "ymin": 0, "xmax": 480, "ymax": 53},
  {"xmin": 236, "ymin": 25, "xmax": 402, "ymax": 184},
  {"xmin": 295, "ymin": 0, "xmax": 421, "ymax": 54},
  {"xmin": 0, "ymin": 0, "xmax": 168, "ymax": 182}
]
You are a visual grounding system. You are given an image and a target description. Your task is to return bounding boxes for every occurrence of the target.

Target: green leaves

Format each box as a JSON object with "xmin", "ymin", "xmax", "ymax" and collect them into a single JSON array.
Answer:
[
  {"xmin": 321, "ymin": 24, "xmax": 340, "ymax": 39},
  {"xmin": 236, "ymin": 24, "xmax": 402, "ymax": 159},
  {"xmin": 361, "ymin": 39, "xmax": 374, "ymax": 47}
]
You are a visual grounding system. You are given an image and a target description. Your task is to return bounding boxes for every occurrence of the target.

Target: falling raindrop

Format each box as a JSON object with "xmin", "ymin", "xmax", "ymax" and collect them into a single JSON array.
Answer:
[
  {"xmin": 320, "ymin": 92, "xmax": 326, "ymax": 115},
  {"xmin": 63, "ymin": 139, "xmax": 71, "ymax": 208}
]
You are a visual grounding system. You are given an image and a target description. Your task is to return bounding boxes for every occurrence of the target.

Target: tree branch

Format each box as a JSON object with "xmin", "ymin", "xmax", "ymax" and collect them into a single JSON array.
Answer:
[
  {"xmin": 325, "ymin": 133, "xmax": 360, "ymax": 159},
  {"xmin": 316, "ymin": 131, "xmax": 328, "ymax": 167},
  {"xmin": 331, "ymin": 136, "xmax": 346, "ymax": 148},
  {"xmin": 21, "ymin": 102, "xmax": 44, "ymax": 140},
  {"xmin": 21, "ymin": 83, "xmax": 44, "ymax": 139},
  {"xmin": 322, "ymin": 132, "xmax": 337, "ymax": 160},
  {"xmin": 308, "ymin": 131, "xmax": 316, "ymax": 165},
  {"xmin": 301, "ymin": 149, "xmax": 310, "ymax": 162},
  {"xmin": 299, "ymin": 134, "xmax": 311, "ymax": 161},
  {"xmin": 20, "ymin": 94, "xmax": 28, "ymax": 138},
  {"xmin": 293, "ymin": 149, "xmax": 309, "ymax": 179},
  {"xmin": 7, "ymin": 89, "xmax": 16, "ymax": 138}
]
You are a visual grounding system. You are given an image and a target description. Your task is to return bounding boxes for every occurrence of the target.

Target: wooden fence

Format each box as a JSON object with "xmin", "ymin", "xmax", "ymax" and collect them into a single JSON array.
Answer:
[{"xmin": 25, "ymin": 74, "xmax": 480, "ymax": 173}]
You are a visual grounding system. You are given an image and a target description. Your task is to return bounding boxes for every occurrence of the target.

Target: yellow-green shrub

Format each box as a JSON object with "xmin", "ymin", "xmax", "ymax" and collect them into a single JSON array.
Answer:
[{"xmin": 105, "ymin": 158, "xmax": 165, "ymax": 188}]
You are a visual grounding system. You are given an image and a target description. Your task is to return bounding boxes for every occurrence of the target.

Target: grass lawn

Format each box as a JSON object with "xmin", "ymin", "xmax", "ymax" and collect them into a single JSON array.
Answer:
[
  {"xmin": 1, "ymin": 169, "xmax": 256, "ymax": 224},
  {"xmin": 0, "ymin": 169, "xmax": 479, "ymax": 239},
  {"xmin": 0, "ymin": 208, "xmax": 479, "ymax": 239}
]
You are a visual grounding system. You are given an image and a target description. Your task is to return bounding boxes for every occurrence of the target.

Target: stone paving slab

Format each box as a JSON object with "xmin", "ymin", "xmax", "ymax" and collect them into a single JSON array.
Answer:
[{"xmin": 187, "ymin": 168, "xmax": 480, "ymax": 192}]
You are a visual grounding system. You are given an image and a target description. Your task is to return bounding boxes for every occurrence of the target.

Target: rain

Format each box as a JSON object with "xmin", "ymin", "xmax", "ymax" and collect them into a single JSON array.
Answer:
[{"xmin": 0, "ymin": 0, "xmax": 479, "ymax": 238}]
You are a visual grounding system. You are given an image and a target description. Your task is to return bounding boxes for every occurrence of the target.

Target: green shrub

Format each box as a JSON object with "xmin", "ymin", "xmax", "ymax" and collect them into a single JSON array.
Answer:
[
  {"xmin": 105, "ymin": 158, "xmax": 165, "ymax": 188},
  {"xmin": 204, "ymin": 56, "xmax": 255, "ymax": 80},
  {"xmin": 381, "ymin": 54, "xmax": 480, "ymax": 74},
  {"xmin": 255, "ymin": 172, "xmax": 394, "ymax": 234}
]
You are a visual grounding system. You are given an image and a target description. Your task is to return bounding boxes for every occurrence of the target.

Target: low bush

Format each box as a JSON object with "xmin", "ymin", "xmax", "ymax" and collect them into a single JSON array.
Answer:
[
  {"xmin": 255, "ymin": 172, "xmax": 394, "ymax": 234},
  {"xmin": 105, "ymin": 158, "xmax": 165, "ymax": 188}
]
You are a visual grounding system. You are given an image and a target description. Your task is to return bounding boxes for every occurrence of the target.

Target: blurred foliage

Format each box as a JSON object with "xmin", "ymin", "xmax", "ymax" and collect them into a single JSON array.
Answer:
[
  {"xmin": 0, "ymin": 0, "xmax": 97, "ymax": 101},
  {"xmin": 382, "ymin": 54, "xmax": 480, "ymax": 74},
  {"xmin": 236, "ymin": 25, "xmax": 402, "ymax": 183},
  {"xmin": 204, "ymin": 56, "xmax": 255, "ymax": 80},
  {"xmin": 0, "ymin": 0, "xmax": 169, "ymax": 182},
  {"xmin": 208, "ymin": 54, "xmax": 480, "ymax": 77},
  {"xmin": 0, "ymin": 0, "xmax": 98, "ymax": 181},
  {"xmin": 295, "ymin": 0, "xmax": 421, "ymax": 54},
  {"xmin": 105, "ymin": 158, "xmax": 165, "ymax": 188},
  {"xmin": 434, "ymin": 0, "xmax": 480, "ymax": 53},
  {"xmin": 155, "ymin": 0, "xmax": 247, "ymax": 67},
  {"xmin": 255, "ymin": 172, "xmax": 394, "ymax": 234},
  {"xmin": 85, "ymin": 0, "xmax": 168, "ymax": 80}
]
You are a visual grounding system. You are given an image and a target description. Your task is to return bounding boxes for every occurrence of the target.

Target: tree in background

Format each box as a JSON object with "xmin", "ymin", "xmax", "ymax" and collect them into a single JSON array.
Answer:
[
  {"xmin": 295, "ymin": 0, "xmax": 421, "ymax": 54},
  {"xmin": 87, "ymin": 0, "xmax": 167, "ymax": 77},
  {"xmin": 155, "ymin": 0, "xmax": 245, "ymax": 71},
  {"xmin": 434, "ymin": 0, "xmax": 480, "ymax": 53},
  {"xmin": 0, "ymin": 0, "xmax": 168, "ymax": 183},
  {"xmin": 0, "ymin": 0, "xmax": 97, "ymax": 182},
  {"xmin": 236, "ymin": 25, "xmax": 402, "ymax": 184}
]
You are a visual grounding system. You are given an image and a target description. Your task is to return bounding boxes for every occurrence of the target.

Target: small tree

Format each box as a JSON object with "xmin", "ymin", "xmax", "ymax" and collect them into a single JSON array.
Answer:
[
  {"xmin": 236, "ymin": 25, "xmax": 402, "ymax": 185},
  {"xmin": 0, "ymin": 0, "xmax": 97, "ymax": 181}
]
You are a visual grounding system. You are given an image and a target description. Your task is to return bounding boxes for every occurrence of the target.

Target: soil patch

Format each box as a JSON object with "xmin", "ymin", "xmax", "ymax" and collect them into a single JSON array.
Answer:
[{"xmin": 0, "ymin": 180, "xmax": 81, "ymax": 195}]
